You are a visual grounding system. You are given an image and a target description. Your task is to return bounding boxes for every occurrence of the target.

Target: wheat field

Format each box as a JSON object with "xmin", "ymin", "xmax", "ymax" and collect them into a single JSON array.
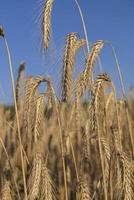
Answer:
[{"xmin": 0, "ymin": 0, "xmax": 134, "ymax": 199}]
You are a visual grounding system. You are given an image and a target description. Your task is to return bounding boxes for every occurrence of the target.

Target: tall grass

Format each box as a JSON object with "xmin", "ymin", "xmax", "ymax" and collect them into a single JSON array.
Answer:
[{"xmin": 0, "ymin": 1, "xmax": 133, "ymax": 200}]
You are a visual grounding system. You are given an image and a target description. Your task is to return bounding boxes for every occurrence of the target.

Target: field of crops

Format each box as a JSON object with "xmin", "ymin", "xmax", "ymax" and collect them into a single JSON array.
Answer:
[{"xmin": 0, "ymin": 0, "xmax": 134, "ymax": 199}]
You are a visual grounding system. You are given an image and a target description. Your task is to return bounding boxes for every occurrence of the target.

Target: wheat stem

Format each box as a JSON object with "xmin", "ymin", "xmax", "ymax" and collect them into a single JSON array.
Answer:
[
  {"xmin": 4, "ymin": 38, "xmax": 28, "ymax": 200},
  {"xmin": 74, "ymin": 0, "xmax": 90, "ymax": 53},
  {"xmin": 107, "ymin": 41, "xmax": 126, "ymax": 98}
]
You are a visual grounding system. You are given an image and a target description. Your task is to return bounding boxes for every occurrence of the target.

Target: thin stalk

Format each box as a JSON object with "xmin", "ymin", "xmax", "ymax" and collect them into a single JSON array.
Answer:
[
  {"xmin": 95, "ymin": 84, "xmax": 108, "ymax": 200},
  {"xmin": 107, "ymin": 42, "xmax": 134, "ymax": 156},
  {"xmin": 4, "ymin": 38, "xmax": 28, "ymax": 200},
  {"xmin": 96, "ymin": 119, "xmax": 108, "ymax": 200},
  {"xmin": 106, "ymin": 42, "xmax": 126, "ymax": 98},
  {"xmin": 68, "ymin": 132, "xmax": 79, "ymax": 182},
  {"xmin": 74, "ymin": 0, "xmax": 103, "ymax": 73},
  {"xmin": 74, "ymin": 0, "xmax": 90, "ymax": 53},
  {"xmin": 111, "ymin": 83, "xmax": 122, "ymax": 151},
  {"xmin": 124, "ymin": 101, "xmax": 134, "ymax": 157},
  {"xmin": 56, "ymin": 105, "xmax": 68, "ymax": 200}
]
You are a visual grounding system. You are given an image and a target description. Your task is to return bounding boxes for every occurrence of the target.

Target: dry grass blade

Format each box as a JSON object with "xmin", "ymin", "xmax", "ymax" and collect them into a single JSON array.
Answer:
[{"xmin": 42, "ymin": 0, "xmax": 54, "ymax": 49}]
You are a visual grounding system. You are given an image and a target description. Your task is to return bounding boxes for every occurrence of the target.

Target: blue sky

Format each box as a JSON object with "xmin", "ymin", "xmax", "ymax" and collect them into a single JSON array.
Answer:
[{"xmin": 0, "ymin": 0, "xmax": 134, "ymax": 103}]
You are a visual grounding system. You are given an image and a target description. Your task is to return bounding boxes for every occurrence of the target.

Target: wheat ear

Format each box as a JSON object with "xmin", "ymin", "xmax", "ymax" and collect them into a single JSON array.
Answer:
[
  {"xmin": 76, "ymin": 40, "xmax": 104, "ymax": 98},
  {"xmin": 42, "ymin": 0, "xmax": 54, "ymax": 49},
  {"xmin": 34, "ymin": 95, "xmax": 45, "ymax": 143},
  {"xmin": 39, "ymin": 165, "xmax": 58, "ymax": 200},
  {"xmin": 62, "ymin": 33, "xmax": 77, "ymax": 102},
  {"xmin": 117, "ymin": 152, "xmax": 134, "ymax": 200},
  {"xmin": 1, "ymin": 179, "xmax": 12, "ymax": 200},
  {"xmin": 16, "ymin": 62, "xmax": 25, "ymax": 109},
  {"xmin": 76, "ymin": 179, "xmax": 91, "ymax": 200},
  {"xmin": 28, "ymin": 152, "xmax": 42, "ymax": 200}
]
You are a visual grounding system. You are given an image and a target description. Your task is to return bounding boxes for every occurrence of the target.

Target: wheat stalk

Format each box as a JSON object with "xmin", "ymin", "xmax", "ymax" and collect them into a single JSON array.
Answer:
[
  {"xmin": 3, "ymin": 34, "xmax": 28, "ymax": 199},
  {"xmin": 16, "ymin": 62, "xmax": 25, "ymax": 109}
]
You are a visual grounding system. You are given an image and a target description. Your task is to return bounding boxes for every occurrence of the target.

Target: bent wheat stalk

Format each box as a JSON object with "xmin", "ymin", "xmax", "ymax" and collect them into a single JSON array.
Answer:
[{"xmin": 74, "ymin": 0, "xmax": 103, "ymax": 73}]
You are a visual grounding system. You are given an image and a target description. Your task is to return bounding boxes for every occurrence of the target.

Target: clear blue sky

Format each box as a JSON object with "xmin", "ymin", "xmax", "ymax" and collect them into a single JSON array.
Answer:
[{"xmin": 0, "ymin": 0, "xmax": 134, "ymax": 103}]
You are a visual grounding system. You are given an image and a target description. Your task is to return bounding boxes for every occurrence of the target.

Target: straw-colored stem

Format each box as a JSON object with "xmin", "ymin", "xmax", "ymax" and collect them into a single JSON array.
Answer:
[
  {"xmin": 74, "ymin": 0, "xmax": 103, "ymax": 74},
  {"xmin": 74, "ymin": 0, "xmax": 90, "ymax": 53},
  {"xmin": 111, "ymin": 83, "xmax": 122, "ymax": 151},
  {"xmin": 108, "ymin": 42, "xmax": 134, "ymax": 156},
  {"xmin": 56, "ymin": 106, "xmax": 68, "ymax": 200},
  {"xmin": 96, "ymin": 119, "xmax": 108, "ymax": 200},
  {"xmin": 4, "ymin": 38, "xmax": 28, "ymax": 200},
  {"xmin": 124, "ymin": 101, "xmax": 134, "ymax": 157},
  {"xmin": 68, "ymin": 132, "xmax": 79, "ymax": 182},
  {"xmin": 107, "ymin": 42, "xmax": 126, "ymax": 98}
]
